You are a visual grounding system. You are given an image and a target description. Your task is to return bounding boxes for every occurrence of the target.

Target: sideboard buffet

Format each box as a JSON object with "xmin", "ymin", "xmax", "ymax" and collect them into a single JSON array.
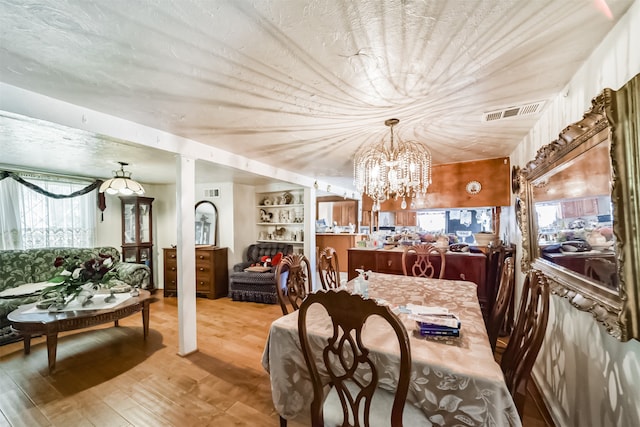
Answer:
[{"xmin": 348, "ymin": 247, "xmax": 493, "ymax": 318}]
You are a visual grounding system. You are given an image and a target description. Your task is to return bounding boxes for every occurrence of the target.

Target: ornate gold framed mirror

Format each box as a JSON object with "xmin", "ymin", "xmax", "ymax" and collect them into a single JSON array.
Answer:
[{"xmin": 517, "ymin": 74, "xmax": 639, "ymax": 341}]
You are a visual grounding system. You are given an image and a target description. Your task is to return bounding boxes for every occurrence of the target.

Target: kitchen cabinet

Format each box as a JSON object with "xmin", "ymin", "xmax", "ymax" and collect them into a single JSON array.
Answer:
[
  {"xmin": 560, "ymin": 198, "xmax": 599, "ymax": 218},
  {"xmin": 331, "ymin": 201, "xmax": 357, "ymax": 226},
  {"xmin": 395, "ymin": 211, "xmax": 417, "ymax": 226},
  {"xmin": 163, "ymin": 246, "xmax": 229, "ymax": 299}
]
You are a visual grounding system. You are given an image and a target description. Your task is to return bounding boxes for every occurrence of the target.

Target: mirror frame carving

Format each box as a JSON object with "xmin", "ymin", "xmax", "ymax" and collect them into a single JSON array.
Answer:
[{"xmin": 517, "ymin": 74, "xmax": 640, "ymax": 341}]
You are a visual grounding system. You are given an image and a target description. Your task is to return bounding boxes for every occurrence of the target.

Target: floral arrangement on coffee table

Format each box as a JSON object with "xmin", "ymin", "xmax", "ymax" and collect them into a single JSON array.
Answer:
[{"xmin": 37, "ymin": 254, "xmax": 117, "ymax": 311}]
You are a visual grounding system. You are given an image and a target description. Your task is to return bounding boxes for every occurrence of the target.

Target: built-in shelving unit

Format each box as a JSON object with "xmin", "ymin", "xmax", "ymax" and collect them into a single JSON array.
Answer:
[{"xmin": 256, "ymin": 188, "xmax": 305, "ymax": 249}]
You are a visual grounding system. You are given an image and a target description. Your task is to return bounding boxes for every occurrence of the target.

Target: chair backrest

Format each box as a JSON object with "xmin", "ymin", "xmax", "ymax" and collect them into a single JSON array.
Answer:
[
  {"xmin": 500, "ymin": 269, "xmax": 550, "ymax": 417},
  {"xmin": 275, "ymin": 253, "xmax": 313, "ymax": 315},
  {"xmin": 401, "ymin": 244, "xmax": 446, "ymax": 279},
  {"xmin": 317, "ymin": 246, "xmax": 340, "ymax": 290},
  {"xmin": 298, "ymin": 290, "xmax": 411, "ymax": 427},
  {"xmin": 487, "ymin": 256, "xmax": 515, "ymax": 353},
  {"xmin": 584, "ymin": 257, "xmax": 617, "ymax": 287}
]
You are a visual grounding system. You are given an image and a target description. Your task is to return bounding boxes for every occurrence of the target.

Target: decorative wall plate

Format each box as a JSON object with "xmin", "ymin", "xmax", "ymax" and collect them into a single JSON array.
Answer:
[
  {"xmin": 511, "ymin": 165, "xmax": 521, "ymax": 194},
  {"xmin": 466, "ymin": 180, "xmax": 482, "ymax": 195}
]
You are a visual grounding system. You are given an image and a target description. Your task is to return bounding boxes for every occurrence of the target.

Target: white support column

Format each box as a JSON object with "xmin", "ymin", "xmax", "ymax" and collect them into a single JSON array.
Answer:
[
  {"xmin": 176, "ymin": 155, "xmax": 197, "ymax": 356},
  {"xmin": 305, "ymin": 186, "xmax": 318, "ymax": 290}
]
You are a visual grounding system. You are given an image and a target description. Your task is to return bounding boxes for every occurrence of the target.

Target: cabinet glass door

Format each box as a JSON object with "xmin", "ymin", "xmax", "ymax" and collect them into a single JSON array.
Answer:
[
  {"xmin": 123, "ymin": 247, "xmax": 137, "ymax": 263},
  {"xmin": 123, "ymin": 202, "xmax": 136, "ymax": 243},
  {"xmin": 139, "ymin": 201, "xmax": 151, "ymax": 243}
]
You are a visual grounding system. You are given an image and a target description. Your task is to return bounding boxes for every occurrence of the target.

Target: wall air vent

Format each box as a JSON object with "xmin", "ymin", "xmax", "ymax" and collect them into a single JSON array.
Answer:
[
  {"xmin": 482, "ymin": 100, "xmax": 546, "ymax": 122},
  {"xmin": 204, "ymin": 188, "xmax": 220, "ymax": 198}
]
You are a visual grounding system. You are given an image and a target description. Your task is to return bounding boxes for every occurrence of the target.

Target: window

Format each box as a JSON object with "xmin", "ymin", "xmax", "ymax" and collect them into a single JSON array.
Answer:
[
  {"xmin": 0, "ymin": 175, "xmax": 96, "ymax": 250},
  {"xmin": 416, "ymin": 210, "xmax": 447, "ymax": 234}
]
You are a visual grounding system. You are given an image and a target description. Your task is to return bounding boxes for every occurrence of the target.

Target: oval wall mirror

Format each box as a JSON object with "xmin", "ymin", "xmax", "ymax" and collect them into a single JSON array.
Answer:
[{"xmin": 195, "ymin": 200, "xmax": 218, "ymax": 246}]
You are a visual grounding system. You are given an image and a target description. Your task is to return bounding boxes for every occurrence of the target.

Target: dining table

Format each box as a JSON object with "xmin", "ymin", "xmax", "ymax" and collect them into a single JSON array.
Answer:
[{"xmin": 261, "ymin": 272, "xmax": 521, "ymax": 426}]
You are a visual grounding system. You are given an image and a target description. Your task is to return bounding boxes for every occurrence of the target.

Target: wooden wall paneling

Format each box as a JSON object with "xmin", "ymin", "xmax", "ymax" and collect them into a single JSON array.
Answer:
[{"xmin": 362, "ymin": 157, "xmax": 511, "ymax": 211}]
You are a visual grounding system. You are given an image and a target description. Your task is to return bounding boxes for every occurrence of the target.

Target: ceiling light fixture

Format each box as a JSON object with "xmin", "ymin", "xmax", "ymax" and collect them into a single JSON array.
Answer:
[
  {"xmin": 353, "ymin": 118, "xmax": 432, "ymax": 205},
  {"xmin": 99, "ymin": 161, "xmax": 145, "ymax": 195}
]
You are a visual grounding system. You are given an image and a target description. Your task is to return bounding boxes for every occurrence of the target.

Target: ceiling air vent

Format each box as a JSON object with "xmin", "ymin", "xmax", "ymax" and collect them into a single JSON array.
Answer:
[
  {"xmin": 482, "ymin": 100, "xmax": 545, "ymax": 122},
  {"xmin": 204, "ymin": 188, "xmax": 220, "ymax": 198}
]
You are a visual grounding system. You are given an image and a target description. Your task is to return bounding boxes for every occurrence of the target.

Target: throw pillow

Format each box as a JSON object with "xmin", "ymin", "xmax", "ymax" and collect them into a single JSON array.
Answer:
[
  {"xmin": 259, "ymin": 252, "xmax": 283, "ymax": 268},
  {"xmin": 271, "ymin": 252, "xmax": 283, "ymax": 266}
]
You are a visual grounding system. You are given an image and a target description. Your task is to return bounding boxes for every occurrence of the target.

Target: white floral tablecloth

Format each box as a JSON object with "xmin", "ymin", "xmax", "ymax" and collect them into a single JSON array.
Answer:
[{"xmin": 261, "ymin": 272, "xmax": 521, "ymax": 426}]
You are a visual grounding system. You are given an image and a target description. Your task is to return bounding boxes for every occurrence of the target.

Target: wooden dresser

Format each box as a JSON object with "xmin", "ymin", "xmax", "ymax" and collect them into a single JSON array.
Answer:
[{"xmin": 163, "ymin": 246, "xmax": 229, "ymax": 299}]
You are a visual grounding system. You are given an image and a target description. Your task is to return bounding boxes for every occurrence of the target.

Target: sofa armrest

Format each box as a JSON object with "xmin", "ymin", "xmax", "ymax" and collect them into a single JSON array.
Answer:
[
  {"xmin": 233, "ymin": 262, "xmax": 252, "ymax": 272},
  {"xmin": 114, "ymin": 262, "xmax": 151, "ymax": 290}
]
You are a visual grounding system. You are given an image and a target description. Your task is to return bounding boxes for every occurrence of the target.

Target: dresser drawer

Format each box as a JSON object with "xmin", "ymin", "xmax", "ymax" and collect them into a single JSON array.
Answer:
[
  {"xmin": 196, "ymin": 277, "xmax": 212, "ymax": 292},
  {"xmin": 164, "ymin": 271, "xmax": 177, "ymax": 292},
  {"xmin": 196, "ymin": 251, "xmax": 212, "ymax": 261}
]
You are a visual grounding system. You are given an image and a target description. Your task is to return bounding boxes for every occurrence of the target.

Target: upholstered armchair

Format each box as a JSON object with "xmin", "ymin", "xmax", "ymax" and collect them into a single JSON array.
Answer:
[{"xmin": 229, "ymin": 243, "xmax": 293, "ymax": 304}]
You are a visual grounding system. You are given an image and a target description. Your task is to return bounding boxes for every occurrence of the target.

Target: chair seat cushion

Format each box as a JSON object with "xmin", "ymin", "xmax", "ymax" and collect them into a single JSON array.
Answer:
[{"xmin": 322, "ymin": 381, "xmax": 428, "ymax": 427}]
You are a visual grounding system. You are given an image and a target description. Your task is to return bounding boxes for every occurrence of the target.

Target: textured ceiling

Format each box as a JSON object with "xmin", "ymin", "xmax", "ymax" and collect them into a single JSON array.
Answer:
[{"xmin": 0, "ymin": 0, "xmax": 634, "ymax": 188}]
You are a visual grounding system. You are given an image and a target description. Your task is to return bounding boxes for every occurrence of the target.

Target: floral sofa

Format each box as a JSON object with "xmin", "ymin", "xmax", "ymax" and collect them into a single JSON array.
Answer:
[{"xmin": 0, "ymin": 246, "xmax": 150, "ymax": 345}]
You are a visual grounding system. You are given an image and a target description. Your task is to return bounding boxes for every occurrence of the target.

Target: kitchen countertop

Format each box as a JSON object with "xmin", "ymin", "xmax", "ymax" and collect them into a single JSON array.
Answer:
[{"xmin": 315, "ymin": 233, "xmax": 365, "ymax": 236}]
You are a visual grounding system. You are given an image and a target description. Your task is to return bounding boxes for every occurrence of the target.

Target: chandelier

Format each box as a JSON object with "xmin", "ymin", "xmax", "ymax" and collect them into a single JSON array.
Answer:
[
  {"xmin": 99, "ymin": 161, "xmax": 145, "ymax": 195},
  {"xmin": 353, "ymin": 118, "xmax": 432, "ymax": 208}
]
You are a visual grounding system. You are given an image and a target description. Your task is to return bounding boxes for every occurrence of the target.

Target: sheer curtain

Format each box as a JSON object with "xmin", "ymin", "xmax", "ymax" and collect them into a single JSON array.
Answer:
[
  {"xmin": 0, "ymin": 176, "xmax": 96, "ymax": 250},
  {"xmin": 0, "ymin": 178, "xmax": 22, "ymax": 249}
]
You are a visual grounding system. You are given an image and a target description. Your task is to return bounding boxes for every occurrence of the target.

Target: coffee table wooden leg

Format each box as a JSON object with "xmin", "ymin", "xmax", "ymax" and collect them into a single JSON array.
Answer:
[
  {"xmin": 142, "ymin": 302, "xmax": 150, "ymax": 340},
  {"xmin": 46, "ymin": 332, "xmax": 58, "ymax": 373},
  {"xmin": 22, "ymin": 333, "xmax": 32, "ymax": 354}
]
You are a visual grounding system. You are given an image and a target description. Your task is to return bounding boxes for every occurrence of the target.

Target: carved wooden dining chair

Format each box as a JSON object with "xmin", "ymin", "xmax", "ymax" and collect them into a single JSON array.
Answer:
[
  {"xmin": 296, "ymin": 289, "xmax": 428, "ymax": 427},
  {"xmin": 317, "ymin": 246, "xmax": 340, "ymax": 290},
  {"xmin": 275, "ymin": 252, "xmax": 313, "ymax": 316},
  {"xmin": 500, "ymin": 269, "xmax": 550, "ymax": 417},
  {"xmin": 487, "ymin": 256, "xmax": 515, "ymax": 353},
  {"xmin": 402, "ymin": 244, "xmax": 446, "ymax": 279}
]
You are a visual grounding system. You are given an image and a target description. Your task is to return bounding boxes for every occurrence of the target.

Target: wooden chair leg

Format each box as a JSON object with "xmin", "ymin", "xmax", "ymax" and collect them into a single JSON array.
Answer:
[{"xmin": 279, "ymin": 415, "xmax": 287, "ymax": 427}]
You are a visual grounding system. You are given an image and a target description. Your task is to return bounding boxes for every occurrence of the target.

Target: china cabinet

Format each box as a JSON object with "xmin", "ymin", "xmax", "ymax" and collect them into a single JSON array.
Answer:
[
  {"xmin": 256, "ymin": 189, "xmax": 304, "ymax": 249},
  {"xmin": 163, "ymin": 246, "xmax": 229, "ymax": 299},
  {"xmin": 120, "ymin": 196, "xmax": 154, "ymax": 289}
]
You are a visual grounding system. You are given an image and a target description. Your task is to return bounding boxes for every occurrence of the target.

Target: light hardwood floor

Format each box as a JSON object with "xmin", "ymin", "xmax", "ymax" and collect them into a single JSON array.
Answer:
[{"xmin": 0, "ymin": 295, "xmax": 550, "ymax": 426}]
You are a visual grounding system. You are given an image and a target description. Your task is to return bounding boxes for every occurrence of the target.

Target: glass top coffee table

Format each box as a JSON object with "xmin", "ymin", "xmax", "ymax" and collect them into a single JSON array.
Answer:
[{"xmin": 8, "ymin": 289, "xmax": 151, "ymax": 373}]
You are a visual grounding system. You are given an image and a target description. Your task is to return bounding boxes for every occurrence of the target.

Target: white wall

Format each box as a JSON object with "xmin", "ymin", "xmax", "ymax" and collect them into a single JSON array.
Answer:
[
  {"xmin": 510, "ymin": 2, "xmax": 640, "ymax": 425},
  {"xmin": 233, "ymin": 183, "xmax": 258, "ymax": 265}
]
